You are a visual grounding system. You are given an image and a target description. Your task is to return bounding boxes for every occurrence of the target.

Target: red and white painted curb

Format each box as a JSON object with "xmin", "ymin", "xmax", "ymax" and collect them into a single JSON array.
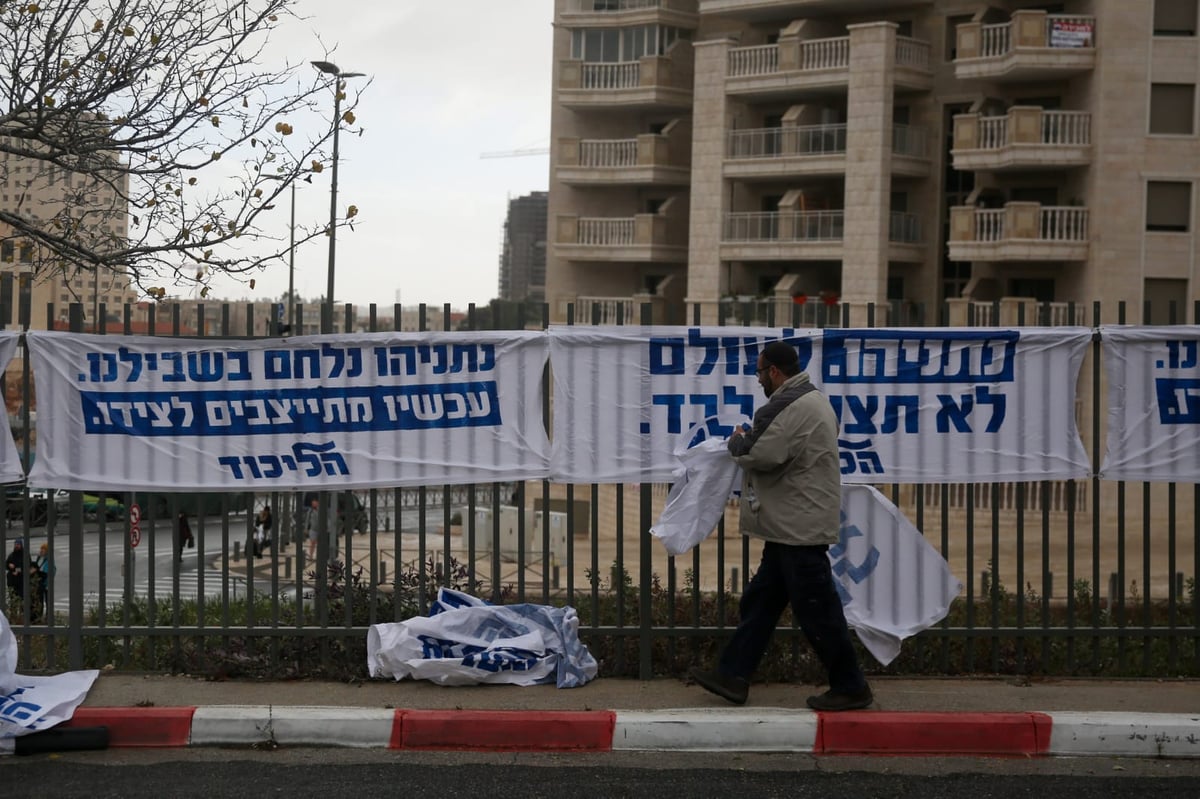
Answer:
[{"xmin": 63, "ymin": 707, "xmax": 1200, "ymax": 757}]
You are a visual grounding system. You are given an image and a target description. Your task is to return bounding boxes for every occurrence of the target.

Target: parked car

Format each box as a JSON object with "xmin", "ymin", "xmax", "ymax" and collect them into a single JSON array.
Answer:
[
  {"xmin": 83, "ymin": 493, "xmax": 125, "ymax": 521},
  {"xmin": 4, "ymin": 483, "xmax": 47, "ymax": 527},
  {"xmin": 35, "ymin": 488, "xmax": 124, "ymax": 522},
  {"xmin": 136, "ymin": 491, "xmax": 251, "ymax": 520}
]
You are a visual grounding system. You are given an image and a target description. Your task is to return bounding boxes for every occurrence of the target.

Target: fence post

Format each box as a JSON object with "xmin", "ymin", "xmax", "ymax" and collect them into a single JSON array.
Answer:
[{"xmin": 638, "ymin": 302, "xmax": 655, "ymax": 680}]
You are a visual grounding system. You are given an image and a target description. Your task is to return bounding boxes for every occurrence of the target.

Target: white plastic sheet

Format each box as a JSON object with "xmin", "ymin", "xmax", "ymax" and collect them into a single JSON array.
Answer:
[
  {"xmin": 650, "ymin": 424, "xmax": 744, "ymax": 556},
  {"xmin": 1, "ymin": 611, "xmax": 99, "ymax": 754},
  {"xmin": 366, "ymin": 589, "xmax": 597, "ymax": 688}
]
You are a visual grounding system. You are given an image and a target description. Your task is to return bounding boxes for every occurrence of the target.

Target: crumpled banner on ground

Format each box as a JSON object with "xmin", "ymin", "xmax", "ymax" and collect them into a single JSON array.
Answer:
[
  {"xmin": 366, "ymin": 589, "xmax": 598, "ymax": 688},
  {"xmin": 1, "ymin": 610, "xmax": 99, "ymax": 755}
]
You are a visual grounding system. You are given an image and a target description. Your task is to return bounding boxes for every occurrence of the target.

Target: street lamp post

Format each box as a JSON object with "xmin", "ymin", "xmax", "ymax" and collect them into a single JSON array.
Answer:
[
  {"xmin": 311, "ymin": 60, "xmax": 364, "ymax": 334},
  {"xmin": 261, "ymin": 174, "xmax": 298, "ymax": 334}
]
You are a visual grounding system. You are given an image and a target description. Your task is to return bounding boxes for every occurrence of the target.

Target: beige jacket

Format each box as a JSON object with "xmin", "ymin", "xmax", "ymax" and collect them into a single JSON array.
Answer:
[{"xmin": 728, "ymin": 372, "xmax": 842, "ymax": 546}]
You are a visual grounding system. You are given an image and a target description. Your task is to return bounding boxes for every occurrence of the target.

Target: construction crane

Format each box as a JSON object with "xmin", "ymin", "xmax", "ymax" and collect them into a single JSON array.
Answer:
[{"xmin": 479, "ymin": 146, "xmax": 550, "ymax": 159}]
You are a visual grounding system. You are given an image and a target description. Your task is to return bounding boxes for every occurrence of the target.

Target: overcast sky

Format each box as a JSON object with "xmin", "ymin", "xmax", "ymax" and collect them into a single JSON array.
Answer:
[{"xmin": 202, "ymin": 1, "xmax": 553, "ymax": 311}]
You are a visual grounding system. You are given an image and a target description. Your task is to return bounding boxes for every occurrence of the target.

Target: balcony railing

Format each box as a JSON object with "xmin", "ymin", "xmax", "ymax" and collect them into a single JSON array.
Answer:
[
  {"xmin": 581, "ymin": 61, "xmax": 641, "ymax": 90},
  {"xmin": 580, "ymin": 139, "xmax": 639, "ymax": 167},
  {"xmin": 980, "ymin": 22, "xmax": 1013, "ymax": 57},
  {"xmin": 727, "ymin": 124, "xmax": 846, "ymax": 159},
  {"xmin": 979, "ymin": 117, "xmax": 1009, "ymax": 150},
  {"xmin": 1040, "ymin": 206, "xmax": 1088, "ymax": 241},
  {"xmin": 891, "ymin": 124, "xmax": 927, "ymax": 158},
  {"xmin": 727, "ymin": 36, "xmax": 924, "ymax": 78},
  {"xmin": 1042, "ymin": 111, "xmax": 1091, "ymax": 145},
  {"xmin": 727, "ymin": 43, "xmax": 779, "ymax": 77},
  {"xmin": 889, "ymin": 212, "xmax": 920, "ymax": 244},
  {"xmin": 724, "ymin": 211, "xmax": 844, "ymax": 242},
  {"xmin": 895, "ymin": 36, "xmax": 932, "ymax": 71},
  {"xmin": 727, "ymin": 124, "xmax": 926, "ymax": 160},
  {"xmin": 961, "ymin": 206, "xmax": 1089, "ymax": 243},
  {"xmin": 567, "ymin": 0, "xmax": 666, "ymax": 10},
  {"xmin": 976, "ymin": 13, "xmax": 1095, "ymax": 57},
  {"xmin": 799, "ymin": 36, "xmax": 850, "ymax": 70},
  {"xmin": 575, "ymin": 297, "xmax": 636, "ymax": 325},
  {"xmin": 577, "ymin": 217, "xmax": 636, "ymax": 246}
]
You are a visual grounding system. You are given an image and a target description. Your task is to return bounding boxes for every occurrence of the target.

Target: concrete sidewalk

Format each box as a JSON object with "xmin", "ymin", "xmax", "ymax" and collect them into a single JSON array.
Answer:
[{"xmin": 66, "ymin": 673, "xmax": 1200, "ymax": 758}]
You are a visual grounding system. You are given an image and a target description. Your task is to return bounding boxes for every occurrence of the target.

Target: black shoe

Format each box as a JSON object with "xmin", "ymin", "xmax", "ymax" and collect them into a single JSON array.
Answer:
[
  {"xmin": 688, "ymin": 667, "xmax": 749, "ymax": 705},
  {"xmin": 806, "ymin": 686, "xmax": 874, "ymax": 712}
]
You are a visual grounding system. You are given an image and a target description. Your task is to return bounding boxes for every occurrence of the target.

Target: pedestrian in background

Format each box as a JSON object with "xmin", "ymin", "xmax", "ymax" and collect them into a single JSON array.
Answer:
[
  {"xmin": 689, "ymin": 341, "xmax": 872, "ymax": 712},
  {"xmin": 252, "ymin": 505, "xmax": 273, "ymax": 558},
  {"xmin": 5, "ymin": 538, "xmax": 25, "ymax": 609},
  {"xmin": 176, "ymin": 512, "xmax": 194, "ymax": 563},
  {"xmin": 305, "ymin": 496, "xmax": 319, "ymax": 561},
  {"xmin": 33, "ymin": 542, "xmax": 53, "ymax": 622}
]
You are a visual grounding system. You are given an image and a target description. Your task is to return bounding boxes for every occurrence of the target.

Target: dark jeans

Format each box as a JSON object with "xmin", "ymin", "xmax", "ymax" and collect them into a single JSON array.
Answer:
[{"xmin": 718, "ymin": 541, "xmax": 867, "ymax": 694}]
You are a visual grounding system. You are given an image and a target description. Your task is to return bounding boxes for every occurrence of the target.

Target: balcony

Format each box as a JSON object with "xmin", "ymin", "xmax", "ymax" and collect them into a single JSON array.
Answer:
[
  {"xmin": 557, "ymin": 128, "xmax": 690, "ymax": 186},
  {"xmin": 952, "ymin": 108, "xmax": 1091, "ymax": 171},
  {"xmin": 561, "ymin": 0, "xmax": 699, "ymax": 28},
  {"xmin": 701, "ymin": 1, "xmax": 933, "ymax": 20},
  {"xmin": 726, "ymin": 35, "xmax": 932, "ymax": 97},
  {"xmin": 720, "ymin": 210, "xmax": 843, "ymax": 260},
  {"xmin": 555, "ymin": 211, "xmax": 687, "ymax": 263},
  {"xmin": 948, "ymin": 203, "xmax": 1089, "ymax": 262},
  {"xmin": 955, "ymin": 11, "xmax": 1096, "ymax": 82},
  {"xmin": 724, "ymin": 123, "xmax": 929, "ymax": 179},
  {"xmin": 559, "ymin": 43, "xmax": 694, "ymax": 110}
]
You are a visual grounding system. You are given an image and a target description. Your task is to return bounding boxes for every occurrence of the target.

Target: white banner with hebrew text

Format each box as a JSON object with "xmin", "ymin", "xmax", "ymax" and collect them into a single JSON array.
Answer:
[
  {"xmin": 1101, "ymin": 325, "xmax": 1200, "ymax": 482},
  {"xmin": 26, "ymin": 330, "xmax": 550, "ymax": 491},
  {"xmin": 550, "ymin": 326, "xmax": 1090, "ymax": 484}
]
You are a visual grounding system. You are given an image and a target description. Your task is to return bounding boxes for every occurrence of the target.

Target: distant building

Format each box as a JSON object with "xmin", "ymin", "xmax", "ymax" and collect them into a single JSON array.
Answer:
[
  {"xmin": 1, "ymin": 126, "xmax": 135, "ymax": 329},
  {"xmin": 547, "ymin": 1, "xmax": 1200, "ymax": 325},
  {"xmin": 498, "ymin": 191, "xmax": 548, "ymax": 302}
]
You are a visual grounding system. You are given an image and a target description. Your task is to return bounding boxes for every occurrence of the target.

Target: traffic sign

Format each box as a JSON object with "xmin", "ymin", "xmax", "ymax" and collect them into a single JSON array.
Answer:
[{"xmin": 130, "ymin": 503, "xmax": 142, "ymax": 548}]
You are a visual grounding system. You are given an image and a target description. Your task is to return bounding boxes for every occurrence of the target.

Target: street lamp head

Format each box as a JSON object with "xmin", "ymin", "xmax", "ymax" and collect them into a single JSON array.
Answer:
[{"xmin": 312, "ymin": 60, "xmax": 366, "ymax": 79}]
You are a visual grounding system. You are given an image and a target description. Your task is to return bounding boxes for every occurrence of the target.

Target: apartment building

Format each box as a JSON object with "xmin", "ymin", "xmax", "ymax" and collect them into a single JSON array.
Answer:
[
  {"xmin": 498, "ymin": 191, "xmax": 550, "ymax": 302},
  {"xmin": 547, "ymin": 0, "xmax": 1200, "ymax": 326},
  {"xmin": 0, "ymin": 134, "xmax": 135, "ymax": 330}
]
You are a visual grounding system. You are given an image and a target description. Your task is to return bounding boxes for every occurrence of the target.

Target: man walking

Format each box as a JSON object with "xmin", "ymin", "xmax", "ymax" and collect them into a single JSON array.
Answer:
[{"xmin": 689, "ymin": 341, "xmax": 872, "ymax": 711}]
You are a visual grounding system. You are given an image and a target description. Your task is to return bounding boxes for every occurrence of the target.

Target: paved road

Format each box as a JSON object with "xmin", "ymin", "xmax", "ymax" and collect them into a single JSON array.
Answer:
[{"xmin": 4, "ymin": 753, "xmax": 1199, "ymax": 797}]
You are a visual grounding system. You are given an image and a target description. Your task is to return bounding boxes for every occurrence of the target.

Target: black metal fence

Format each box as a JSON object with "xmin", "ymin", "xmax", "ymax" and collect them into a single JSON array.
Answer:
[{"xmin": 1, "ymin": 299, "xmax": 1197, "ymax": 680}]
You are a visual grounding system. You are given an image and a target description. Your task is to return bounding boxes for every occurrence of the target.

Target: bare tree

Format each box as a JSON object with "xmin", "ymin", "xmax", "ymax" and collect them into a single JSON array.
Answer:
[{"xmin": 0, "ymin": 0, "xmax": 364, "ymax": 301}]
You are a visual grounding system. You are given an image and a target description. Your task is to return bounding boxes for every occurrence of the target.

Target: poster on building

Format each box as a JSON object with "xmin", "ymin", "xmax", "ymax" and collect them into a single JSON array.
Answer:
[
  {"xmin": 25, "ymin": 330, "xmax": 551, "ymax": 491},
  {"xmin": 1049, "ymin": 18, "xmax": 1094, "ymax": 48},
  {"xmin": 0, "ymin": 332, "xmax": 25, "ymax": 484},
  {"xmin": 549, "ymin": 325, "xmax": 1092, "ymax": 485},
  {"xmin": 1100, "ymin": 325, "xmax": 1200, "ymax": 482}
]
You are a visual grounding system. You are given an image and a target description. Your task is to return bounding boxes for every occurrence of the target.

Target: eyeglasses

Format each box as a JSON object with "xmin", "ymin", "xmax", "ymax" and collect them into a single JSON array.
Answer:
[{"xmin": 756, "ymin": 366, "xmax": 771, "ymax": 376}]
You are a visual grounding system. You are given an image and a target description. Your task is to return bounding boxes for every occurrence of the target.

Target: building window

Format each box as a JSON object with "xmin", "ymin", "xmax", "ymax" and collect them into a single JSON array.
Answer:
[
  {"xmin": 570, "ymin": 25, "xmax": 691, "ymax": 62},
  {"xmin": 945, "ymin": 15, "xmax": 972, "ymax": 61},
  {"xmin": 1146, "ymin": 181, "xmax": 1192, "ymax": 232},
  {"xmin": 1145, "ymin": 278, "xmax": 1189, "ymax": 323},
  {"xmin": 1150, "ymin": 83, "xmax": 1196, "ymax": 134},
  {"xmin": 1154, "ymin": 0, "xmax": 1198, "ymax": 36}
]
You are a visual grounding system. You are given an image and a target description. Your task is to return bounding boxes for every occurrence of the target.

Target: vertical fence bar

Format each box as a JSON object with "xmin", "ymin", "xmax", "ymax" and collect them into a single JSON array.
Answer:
[
  {"xmin": 442, "ymin": 303, "xmax": 455, "ymax": 600},
  {"xmin": 540, "ymin": 301, "xmax": 552, "ymax": 604},
  {"xmin": 66, "ymin": 303, "xmax": 85, "ymax": 668},
  {"xmin": 1012, "ymin": 302, "xmax": 1025, "ymax": 674},
  {"xmin": 1091, "ymin": 301, "xmax": 1102, "ymax": 669},
  {"xmin": 417, "ymin": 303, "xmax": 430, "ymax": 611},
  {"xmin": 639, "ymin": 301, "xmax": 654, "ymax": 679},
  {"xmin": 1141, "ymin": 300, "xmax": 1153, "ymax": 672},
  {"xmin": 1166, "ymin": 301, "xmax": 1179, "ymax": 671},
  {"xmin": 1116, "ymin": 300, "xmax": 1128, "ymax": 671}
]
